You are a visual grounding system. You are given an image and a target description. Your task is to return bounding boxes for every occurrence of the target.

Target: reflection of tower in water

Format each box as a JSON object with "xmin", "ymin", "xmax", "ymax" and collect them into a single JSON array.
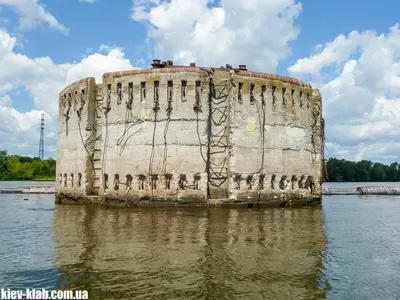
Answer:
[
  {"xmin": 201, "ymin": 209, "xmax": 328, "ymax": 299},
  {"xmin": 53, "ymin": 207, "xmax": 327, "ymax": 299},
  {"xmin": 53, "ymin": 206, "xmax": 100, "ymax": 294}
]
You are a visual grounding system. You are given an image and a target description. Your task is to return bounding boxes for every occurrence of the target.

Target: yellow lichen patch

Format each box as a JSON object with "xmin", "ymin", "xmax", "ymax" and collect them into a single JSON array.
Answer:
[
  {"xmin": 303, "ymin": 87, "xmax": 313, "ymax": 95},
  {"xmin": 313, "ymin": 135, "xmax": 321, "ymax": 147},
  {"xmin": 255, "ymin": 83, "xmax": 262, "ymax": 94},
  {"xmin": 268, "ymin": 80, "xmax": 284, "ymax": 89},
  {"xmin": 310, "ymin": 93, "xmax": 322, "ymax": 106},
  {"xmin": 141, "ymin": 108, "xmax": 150, "ymax": 121},
  {"xmin": 213, "ymin": 69, "xmax": 227, "ymax": 76},
  {"xmin": 188, "ymin": 84, "xmax": 194, "ymax": 91},
  {"xmin": 105, "ymin": 77, "xmax": 116, "ymax": 85},
  {"xmin": 242, "ymin": 81, "xmax": 250, "ymax": 93},
  {"xmin": 146, "ymin": 75, "xmax": 161, "ymax": 83},
  {"xmin": 291, "ymin": 109, "xmax": 296, "ymax": 116},
  {"xmin": 201, "ymin": 76, "xmax": 209, "ymax": 86},
  {"xmin": 291, "ymin": 86, "xmax": 302, "ymax": 95},
  {"xmin": 246, "ymin": 117, "xmax": 257, "ymax": 134}
]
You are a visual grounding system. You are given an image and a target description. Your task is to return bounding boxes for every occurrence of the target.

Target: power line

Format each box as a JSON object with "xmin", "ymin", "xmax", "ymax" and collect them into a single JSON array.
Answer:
[{"xmin": 39, "ymin": 113, "xmax": 44, "ymax": 160}]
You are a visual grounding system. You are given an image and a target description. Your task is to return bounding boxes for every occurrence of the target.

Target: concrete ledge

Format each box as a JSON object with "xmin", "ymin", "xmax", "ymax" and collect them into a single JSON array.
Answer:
[
  {"xmin": 60, "ymin": 77, "xmax": 95, "ymax": 95},
  {"xmin": 210, "ymin": 194, "xmax": 321, "ymax": 208},
  {"xmin": 55, "ymin": 193, "xmax": 321, "ymax": 208},
  {"xmin": 101, "ymin": 67, "xmax": 311, "ymax": 88}
]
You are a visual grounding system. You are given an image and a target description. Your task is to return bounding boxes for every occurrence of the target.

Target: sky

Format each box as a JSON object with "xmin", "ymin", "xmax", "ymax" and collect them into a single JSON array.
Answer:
[{"xmin": 0, "ymin": 0, "xmax": 399, "ymax": 164}]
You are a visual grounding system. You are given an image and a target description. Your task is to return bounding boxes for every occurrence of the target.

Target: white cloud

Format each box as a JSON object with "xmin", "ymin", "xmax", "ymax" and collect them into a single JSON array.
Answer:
[
  {"xmin": 0, "ymin": 28, "xmax": 135, "ymax": 158},
  {"xmin": 289, "ymin": 24, "xmax": 400, "ymax": 163},
  {"xmin": 79, "ymin": 0, "xmax": 95, "ymax": 3},
  {"xmin": 131, "ymin": 0, "xmax": 302, "ymax": 72},
  {"xmin": 0, "ymin": 96, "xmax": 45, "ymax": 133},
  {"xmin": 0, "ymin": 0, "xmax": 69, "ymax": 34},
  {"xmin": 0, "ymin": 94, "xmax": 48, "ymax": 157}
]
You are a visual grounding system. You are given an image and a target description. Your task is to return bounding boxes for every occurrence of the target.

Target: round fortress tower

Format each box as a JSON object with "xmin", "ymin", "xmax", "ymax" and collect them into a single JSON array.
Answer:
[{"xmin": 56, "ymin": 60, "xmax": 324, "ymax": 207}]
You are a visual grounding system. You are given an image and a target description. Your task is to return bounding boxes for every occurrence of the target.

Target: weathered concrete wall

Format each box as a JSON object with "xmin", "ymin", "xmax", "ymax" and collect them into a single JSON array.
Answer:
[
  {"xmin": 99, "ymin": 69, "xmax": 209, "ymax": 204},
  {"xmin": 56, "ymin": 77, "xmax": 97, "ymax": 199},
  {"xmin": 56, "ymin": 64, "xmax": 323, "ymax": 207},
  {"xmin": 227, "ymin": 72, "xmax": 322, "ymax": 204}
]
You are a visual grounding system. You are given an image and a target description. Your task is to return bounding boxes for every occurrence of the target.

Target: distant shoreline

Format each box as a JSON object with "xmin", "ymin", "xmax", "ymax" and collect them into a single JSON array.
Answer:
[
  {"xmin": 0, "ymin": 179, "xmax": 55, "ymax": 182},
  {"xmin": 324, "ymin": 181, "xmax": 400, "ymax": 183}
]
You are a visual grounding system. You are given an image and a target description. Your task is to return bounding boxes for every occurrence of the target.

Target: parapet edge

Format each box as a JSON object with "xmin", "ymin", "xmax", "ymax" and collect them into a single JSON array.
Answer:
[
  {"xmin": 102, "ymin": 67, "xmax": 212, "ymax": 80},
  {"xmin": 102, "ymin": 67, "xmax": 311, "ymax": 88},
  {"xmin": 233, "ymin": 70, "xmax": 312, "ymax": 88},
  {"xmin": 59, "ymin": 77, "xmax": 96, "ymax": 95}
]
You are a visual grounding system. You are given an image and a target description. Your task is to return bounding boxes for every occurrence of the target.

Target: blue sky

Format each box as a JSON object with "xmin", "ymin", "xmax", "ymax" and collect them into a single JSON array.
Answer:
[{"xmin": 0, "ymin": 0, "xmax": 400, "ymax": 164}]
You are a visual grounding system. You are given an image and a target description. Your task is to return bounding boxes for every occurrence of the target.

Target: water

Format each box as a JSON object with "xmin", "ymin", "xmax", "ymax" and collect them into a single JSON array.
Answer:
[
  {"xmin": 0, "ymin": 181, "xmax": 55, "ymax": 188},
  {"xmin": 0, "ymin": 183, "xmax": 400, "ymax": 299}
]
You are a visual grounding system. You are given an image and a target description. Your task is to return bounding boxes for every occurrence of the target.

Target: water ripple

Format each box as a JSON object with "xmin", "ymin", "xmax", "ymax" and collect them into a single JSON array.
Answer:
[{"xmin": 2, "ymin": 193, "xmax": 400, "ymax": 299}]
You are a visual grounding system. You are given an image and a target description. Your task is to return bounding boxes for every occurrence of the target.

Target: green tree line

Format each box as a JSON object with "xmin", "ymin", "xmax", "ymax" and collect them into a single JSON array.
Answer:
[
  {"xmin": 0, "ymin": 150, "xmax": 56, "ymax": 181},
  {"xmin": 326, "ymin": 158, "xmax": 400, "ymax": 182}
]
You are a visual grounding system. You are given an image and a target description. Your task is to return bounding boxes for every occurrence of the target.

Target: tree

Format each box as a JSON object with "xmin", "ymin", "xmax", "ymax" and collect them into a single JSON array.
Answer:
[
  {"xmin": 326, "ymin": 157, "xmax": 399, "ymax": 182},
  {"xmin": 0, "ymin": 150, "xmax": 10, "ymax": 180},
  {"xmin": 0, "ymin": 150, "xmax": 56, "ymax": 180}
]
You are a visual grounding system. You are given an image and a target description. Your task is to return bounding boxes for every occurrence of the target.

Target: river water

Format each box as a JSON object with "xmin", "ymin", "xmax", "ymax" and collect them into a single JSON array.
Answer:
[{"xmin": 1, "ymin": 183, "xmax": 400, "ymax": 299}]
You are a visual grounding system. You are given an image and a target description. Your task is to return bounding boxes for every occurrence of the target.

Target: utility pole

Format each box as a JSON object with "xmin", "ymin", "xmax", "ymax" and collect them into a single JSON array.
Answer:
[{"xmin": 39, "ymin": 113, "xmax": 44, "ymax": 160}]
